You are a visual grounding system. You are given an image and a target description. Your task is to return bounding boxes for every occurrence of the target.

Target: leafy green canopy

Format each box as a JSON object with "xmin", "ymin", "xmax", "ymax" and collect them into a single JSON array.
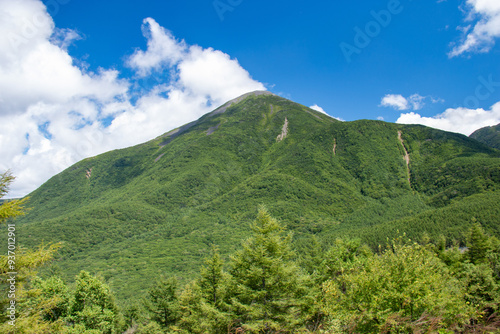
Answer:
[
  {"xmin": 4, "ymin": 198, "xmax": 500, "ymax": 333},
  {"xmin": 470, "ymin": 123, "xmax": 500, "ymax": 150},
  {"xmin": 323, "ymin": 238, "xmax": 473, "ymax": 333}
]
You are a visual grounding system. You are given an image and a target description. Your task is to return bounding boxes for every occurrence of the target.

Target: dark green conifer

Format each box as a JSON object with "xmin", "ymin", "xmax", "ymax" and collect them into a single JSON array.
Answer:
[{"xmin": 229, "ymin": 207, "xmax": 310, "ymax": 332}]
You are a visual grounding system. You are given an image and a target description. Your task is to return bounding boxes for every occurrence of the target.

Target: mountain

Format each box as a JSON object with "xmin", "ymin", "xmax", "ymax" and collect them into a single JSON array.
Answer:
[
  {"xmin": 14, "ymin": 91, "xmax": 500, "ymax": 299},
  {"xmin": 470, "ymin": 123, "xmax": 500, "ymax": 150}
]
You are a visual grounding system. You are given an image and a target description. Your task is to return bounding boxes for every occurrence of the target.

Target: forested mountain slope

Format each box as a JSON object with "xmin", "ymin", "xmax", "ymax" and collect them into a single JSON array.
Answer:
[
  {"xmin": 14, "ymin": 91, "xmax": 500, "ymax": 299},
  {"xmin": 470, "ymin": 123, "xmax": 500, "ymax": 150}
]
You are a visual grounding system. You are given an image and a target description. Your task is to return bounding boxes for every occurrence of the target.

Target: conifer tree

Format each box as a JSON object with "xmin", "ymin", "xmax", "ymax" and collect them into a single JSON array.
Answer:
[
  {"xmin": 229, "ymin": 207, "xmax": 310, "ymax": 333},
  {"xmin": 67, "ymin": 271, "xmax": 122, "ymax": 334},
  {"xmin": 144, "ymin": 276, "xmax": 180, "ymax": 329},
  {"xmin": 467, "ymin": 222, "xmax": 490, "ymax": 265},
  {"xmin": 460, "ymin": 224, "xmax": 500, "ymax": 319},
  {"xmin": 178, "ymin": 246, "xmax": 232, "ymax": 333},
  {"xmin": 200, "ymin": 245, "xmax": 226, "ymax": 306}
]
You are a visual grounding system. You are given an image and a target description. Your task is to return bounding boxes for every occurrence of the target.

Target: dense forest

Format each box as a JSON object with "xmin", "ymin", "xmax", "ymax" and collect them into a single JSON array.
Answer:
[
  {"xmin": 2, "ymin": 172, "xmax": 500, "ymax": 333},
  {"xmin": 470, "ymin": 123, "xmax": 500, "ymax": 150}
]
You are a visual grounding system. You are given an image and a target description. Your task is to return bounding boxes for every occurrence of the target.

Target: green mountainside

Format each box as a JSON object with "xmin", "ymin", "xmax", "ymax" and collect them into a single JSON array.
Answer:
[
  {"xmin": 14, "ymin": 92, "xmax": 500, "ymax": 299},
  {"xmin": 470, "ymin": 123, "xmax": 500, "ymax": 150}
]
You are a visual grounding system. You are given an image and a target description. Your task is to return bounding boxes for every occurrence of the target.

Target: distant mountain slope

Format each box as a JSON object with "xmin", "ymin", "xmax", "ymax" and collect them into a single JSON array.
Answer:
[
  {"xmin": 470, "ymin": 123, "xmax": 500, "ymax": 150},
  {"xmin": 13, "ymin": 92, "xmax": 500, "ymax": 299}
]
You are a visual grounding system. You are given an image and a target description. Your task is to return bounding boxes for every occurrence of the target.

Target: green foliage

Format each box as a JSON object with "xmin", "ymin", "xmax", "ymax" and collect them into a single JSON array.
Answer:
[
  {"xmin": 6, "ymin": 192, "xmax": 500, "ymax": 332},
  {"xmin": 178, "ymin": 280, "xmax": 232, "ymax": 334},
  {"xmin": 458, "ymin": 263, "xmax": 500, "ymax": 312},
  {"xmin": 0, "ymin": 171, "xmax": 29, "ymax": 223},
  {"xmin": 67, "ymin": 271, "xmax": 122, "ymax": 334},
  {"xmin": 323, "ymin": 238, "xmax": 474, "ymax": 333},
  {"xmin": 31, "ymin": 275, "xmax": 70, "ymax": 322},
  {"xmin": 199, "ymin": 245, "xmax": 227, "ymax": 306},
  {"xmin": 135, "ymin": 321, "xmax": 165, "ymax": 334},
  {"xmin": 229, "ymin": 207, "xmax": 312, "ymax": 332},
  {"xmin": 470, "ymin": 122, "xmax": 500, "ymax": 150},
  {"xmin": 0, "ymin": 172, "xmax": 65, "ymax": 333},
  {"xmin": 316, "ymin": 238, "xmax": 372, "ymax": 282},
  {"xmin": 63, "ymin": 323, "xmax": 102, "ymax": 334},
  {"xmin": 467, "ymin": 222, "xmax": 491, "ymax": 264},
  {"xmin": 144, "ymin": 276, "xmax": 181, "ymax": 329}
]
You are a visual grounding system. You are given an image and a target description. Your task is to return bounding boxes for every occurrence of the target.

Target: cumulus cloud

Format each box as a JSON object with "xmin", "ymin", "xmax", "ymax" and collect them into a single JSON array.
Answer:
[
  {"xmin": 309, "ymin": 104, "xmax": 327, "ymax": 114},
  {"xmin": 127, "ymin": 18, "xmax": 187, "ymax": 76},
  {"xmin": 178, "ymin": 46, "xmax": 265, "ymax": 102},
  {"xmin": 380, "ymin": 93, "xmax": 442, "ymax": 111},
  {"xmin": 309, "ymin": 104, "xmax": 345, "ymax": 121},
  {"xmin": 0, "ymin": 1, "xmax": 128, "ymax": 116},
  {"xmin": 449, "ymin": 0, "xmax": 500, "ymax": 57},
  {"xmin": 0, "ymin": 0, "xmax": 265, "ymax": 198},
  {"xmin": 396, "ymin": 102, "xmax": 500, "ymax": 135},
  {"xmin": 380, "ymin": 94, "xmax": 410, "ymax": 110}
]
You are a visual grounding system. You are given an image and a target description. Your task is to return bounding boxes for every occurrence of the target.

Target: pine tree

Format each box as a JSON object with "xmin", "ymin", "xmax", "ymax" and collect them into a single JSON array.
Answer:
[
  {"xmin": 200, "ymin": 245, "xmax": 226, "ymax": 306},
  {"xmin": 467, "ymin": 222, "xmax": 490, "ymax": 265},
  {"xmin": 178, "ymin": 280, "xmax": 233, "ymax": 334},
  {"xmin": 144, "ymin": 276, "xmax": 180, "ymax": 329},
  {"xmin": 67, "ymin": 271, "xmax": 122, "ymax": 333},
  {"xmin": 178, "ymin": 246, "xmax": 233, "ymax": 333},
  {"xmin": 229, "ymin": 207, "xmax": 310, "ymax": 333}
]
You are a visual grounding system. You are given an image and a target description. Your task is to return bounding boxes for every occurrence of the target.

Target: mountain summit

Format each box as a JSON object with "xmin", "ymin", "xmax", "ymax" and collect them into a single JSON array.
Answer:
[{"xmin": 16, "ymin": 93, "xmax": 500, "ymax": 298}]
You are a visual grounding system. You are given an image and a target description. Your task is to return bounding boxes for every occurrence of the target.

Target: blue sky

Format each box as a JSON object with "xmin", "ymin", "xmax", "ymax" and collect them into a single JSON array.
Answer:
[
  {"xmin": 51, "ymin": 0, "xmax": 499, "ymax": 121},
  {"xmin": 0, "ymin": 0, "xmax": 499, "ymax": 197}
]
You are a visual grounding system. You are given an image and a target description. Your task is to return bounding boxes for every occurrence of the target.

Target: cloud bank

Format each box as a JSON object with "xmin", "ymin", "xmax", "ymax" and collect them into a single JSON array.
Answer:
[{"xmin": 0, "ymin": 0, "xmax": 265, "ymax": 198}]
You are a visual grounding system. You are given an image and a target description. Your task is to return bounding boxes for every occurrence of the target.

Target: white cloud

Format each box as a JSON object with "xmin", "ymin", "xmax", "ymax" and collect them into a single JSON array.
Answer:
[
  {"xmin": 0, "ymin": 1, "xmax": 266, "ymax": 198},
  {"xmin": 51, "ymin": 28, "xmax": 82, "ymax": 50},
  {"xmin": 0, "ymin": 0, "xmax": 128, "ymax": 116},
  {"xmin": 449, "ymin": 0, "xmax": 500, "ymax": 57},
  {"xmin": 309, "ymin": 104, "xmax": 345, "ymax": 121},
  {"xmin": 127, "ymin": 18, "xmax": 187, "ymax": 76},
  {"xmin": 408, "ymin": 94, "xmax": 426, "ymax": 111},
  {"xmin": 178, "ymin": 45, "xmax": 265, "ymax": 103},
  {"xmin": 112, "ymin": 17, "xmax": 265, "ymax": 145},
  {"xmin": 309, "ymin": 104, "xmax": 327, "ymax": 114},
  {"xmin": 396, "ymin": 101, "xmax": 500, "ymax": 135},
  {"xmin": 380, "ymin": 94, "xmax": 410, "ymax": 110},
  {"xmin": 380, "ymin": 93, "xmax": 442, "ymax": 111}
]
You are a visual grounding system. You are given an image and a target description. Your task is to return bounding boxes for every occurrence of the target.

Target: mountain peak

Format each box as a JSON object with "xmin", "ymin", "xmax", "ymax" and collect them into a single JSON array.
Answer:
[
  {"xmin": 211, "ymin": 90, "xmax": 276, "ymax": 115},
  {"xmin": 157, "ymin": 91, "xmax": 279, "ymax": 146},
  {"xmin": 210, "ymin": 90, "xmax": 275, "ymax": 115}
]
